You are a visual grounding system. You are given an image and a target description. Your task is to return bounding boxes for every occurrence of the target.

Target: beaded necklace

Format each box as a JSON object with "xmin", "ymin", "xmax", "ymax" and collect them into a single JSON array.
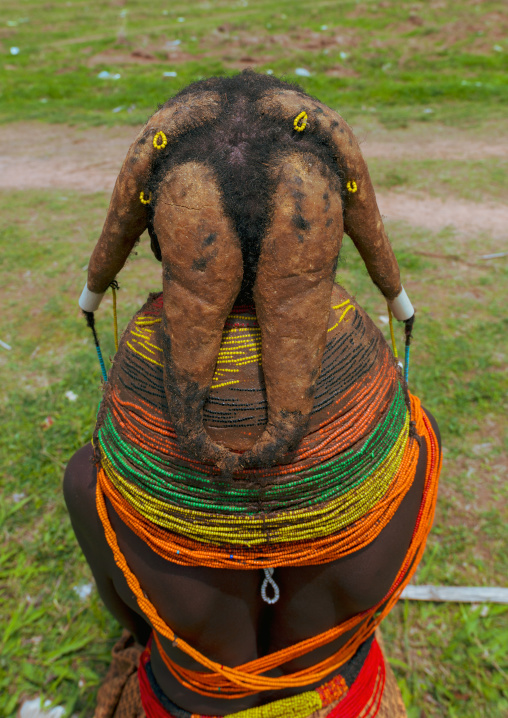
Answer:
[
  {"xmin": 95, "ymin": 292, "xmax": 414, "ymax": 567},
  {"xmin": 96, "ymin": 396, "xmax": 440, "ymax": 697},
  {"xmin": 98, "ymin": 406, "xmax": 409, "ymax": 547},
  {"xmin": 94, "ymin": 291, "xmax": 417, "ymax": 568},
  {"xmin": 98, "ymin": 388, "xmax": 407, "ymax": 517}
]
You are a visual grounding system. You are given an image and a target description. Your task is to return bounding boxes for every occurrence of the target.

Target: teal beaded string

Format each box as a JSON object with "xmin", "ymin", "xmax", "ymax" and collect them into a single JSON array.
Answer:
[
  {"xmin": 404, "ymin": 316, "xmax": 414, "ymax": 385},
  {"xmin": 84, "ymin": 311, "xmax": 108, "ymax": 382}
]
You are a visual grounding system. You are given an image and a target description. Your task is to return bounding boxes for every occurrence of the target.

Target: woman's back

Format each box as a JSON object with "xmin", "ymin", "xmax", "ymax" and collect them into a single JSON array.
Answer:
[
  {"xmin": 70, "ymin": 72, "xmax": 440, "ymax": 717},
  {"xmin": 65, "ymin": 285, "xmax": 438, "ymax": 715}
]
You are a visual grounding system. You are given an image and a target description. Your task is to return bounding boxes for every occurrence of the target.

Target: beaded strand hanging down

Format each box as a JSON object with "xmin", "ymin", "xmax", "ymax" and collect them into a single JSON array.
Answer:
[
  {"xmin": 83, "ymin": 281, "xmax": 120, "ymax": 381},
  {"xmin": 403, "ymin": 315, "xmax": 415, "ymax": 385},
  {"xmin": 387, "ymin": 305, "xmax": 414, "ymax": 385},
  {"xmin": 83, "ymin": 310, "xmax": 108, "ymax": 383},
  {"xmin": 110, "ymin": 280, "xmax": 120, "ymax": 352}
]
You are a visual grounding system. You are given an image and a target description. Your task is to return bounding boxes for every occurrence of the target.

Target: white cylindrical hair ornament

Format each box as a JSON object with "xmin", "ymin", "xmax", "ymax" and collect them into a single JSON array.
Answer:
[
  {"xmin": 387, "ymin": 286, "xmax": 414, "ymax": 321},
  {"xmin": 79, "ymin": 283, "xmax": 106, "ymax": 313}
]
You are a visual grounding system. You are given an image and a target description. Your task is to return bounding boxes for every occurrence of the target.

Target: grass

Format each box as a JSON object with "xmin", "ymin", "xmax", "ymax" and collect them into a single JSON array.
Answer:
[
  {"xmin": 2, "ymin": 189, "xmax": 507, "ymax": 716},
  {"xmin": 368, "ymin": 158, "xmax": 508, "ymax": 203},
  {"xmin": 1, "ymin": 0, "xmax": 507, "ymax": 716},
  {"xmin": 0, "ymin": 0, "xmax": 507, "ymax": 127},
  {"xmin": 1, "ymin": 191, "xmax": 160, "ymax": 717}
]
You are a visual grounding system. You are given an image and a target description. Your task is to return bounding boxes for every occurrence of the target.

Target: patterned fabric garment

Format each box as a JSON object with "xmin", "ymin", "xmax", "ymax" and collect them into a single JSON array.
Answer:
[{"xmin": 93, "ymin": 284, "xmax": 441, "ymax": 702}]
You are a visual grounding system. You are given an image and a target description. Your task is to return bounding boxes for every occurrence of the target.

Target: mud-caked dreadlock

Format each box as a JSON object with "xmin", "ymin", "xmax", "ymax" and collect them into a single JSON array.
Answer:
[{"xmin": 79, "ymin": 70, "xmax": 414, "ymax": 473}]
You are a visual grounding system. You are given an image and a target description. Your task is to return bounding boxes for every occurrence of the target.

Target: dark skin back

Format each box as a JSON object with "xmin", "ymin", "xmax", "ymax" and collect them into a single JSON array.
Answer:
[{"xmin": 63, "ymin": 411, "xmax": 440, "ymax": 715}]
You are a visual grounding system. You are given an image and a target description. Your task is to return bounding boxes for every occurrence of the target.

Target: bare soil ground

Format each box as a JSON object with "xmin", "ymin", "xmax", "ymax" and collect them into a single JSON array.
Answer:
[{"xmin": 1, "ymin": 122, "xmax": 507, "ymax": 238}]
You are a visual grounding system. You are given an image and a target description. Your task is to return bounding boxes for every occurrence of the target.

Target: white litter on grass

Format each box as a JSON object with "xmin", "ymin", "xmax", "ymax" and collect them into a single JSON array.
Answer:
[
  {"xmin": 13, "ymin": 492, "xmax": 26, "ymax": 502},
  {"xmin": 266, "ymin": 69, "xmax": 273, "ymax": 75},
  {"xmin": 378, "ymin": 315, "xmax": 389, "ymax": 325},
  {"xmin": 339, "ymin": 51, "xmax": 348, "ymax": 60},
  {"xmin": 163, "ymin": 71, "xmax": 177, "ymax": 77},
  {"xmin": 320, "ymin": 25, "xmax": 328, "ymax": 30},
  {"xmin": 472, "ymin": 442, "xmax": 492, "ymax": 455},
  {"xmin": 177, "ymin": 17, "xmax": 185, "ymax": 22},
  {"xmin": 97, "ymin": 70, "xmax": 121, "ymax": 80},
  {"xmin": 19, "ymin": 698, "xmax": 65, "ymax": 718},
  {"xmin": 401, "ymin": 585, "xmax": 508, "ymax": 604},
  {"xmin": 493, "ymin": 45, "xmax": 503, "ymax": 52},
  {"xmin": 65, "ymin": 390, "xmax": 78, "ymax": 402},
  {"xmin": 0, "ymin": 339, "xmax": 12, "ymax": 350},
  {"xmin": 423, "ymin": 108, "xmax": 433, "ymax": 114},
  {"xmin": 10, "ymin": 46, "xmax": 20, "ymax": 55},
  {"xmin": 295, "ymin": 67, "xmax": 311, "ymax": 77},
  {"xmin": 73, "ymin": 583, "xmax": 93, "ymax": 600},
  {"xmin": 112, "ymin": 105, "xmax": 125, "ymax": 113},
  {"xmin": 480, "ymin": 252, "xmax": 507, "ymax": 260}
]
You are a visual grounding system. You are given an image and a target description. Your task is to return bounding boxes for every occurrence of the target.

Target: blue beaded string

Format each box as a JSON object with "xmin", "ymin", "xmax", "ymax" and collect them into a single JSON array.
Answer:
[
  {"xmin": 84, "ymin": 310, "xmax": 108, "ymax": 382},
  {"xmin": 403, "ymin": 316, "xmax": 414, "ymax": 386},
  {"xmin": 95, "ymin": 343, "xmax": 108, "ymax": 383}
]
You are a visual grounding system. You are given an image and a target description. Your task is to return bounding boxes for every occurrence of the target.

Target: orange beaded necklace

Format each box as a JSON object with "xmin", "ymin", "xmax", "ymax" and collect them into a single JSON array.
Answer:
[{"xmin": 96, "ymin": 395, "xmax": 440, "ymax": 698}]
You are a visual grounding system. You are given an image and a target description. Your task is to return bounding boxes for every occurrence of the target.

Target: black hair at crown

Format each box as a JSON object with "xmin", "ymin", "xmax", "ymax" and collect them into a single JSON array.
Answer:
[{"xmin": 146, "ymin": 70, "xmax": 349, "ymax": 302}]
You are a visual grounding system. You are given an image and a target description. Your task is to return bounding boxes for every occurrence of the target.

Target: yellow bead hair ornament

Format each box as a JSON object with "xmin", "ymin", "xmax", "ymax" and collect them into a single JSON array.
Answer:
[
  {"xmin": 153, "ymin": 130, "xmax": 168, "ymax": 150},
  {"xmin": 293, "ymin": 111, "xmax": 308, "ymax": 132},
  {"xmin": 139, "ymin": 191, "xmax": 151, "ymax": 205},
  {"xmin": 347, "ymin": 180, "xmax": 358, "ymax": 193}
]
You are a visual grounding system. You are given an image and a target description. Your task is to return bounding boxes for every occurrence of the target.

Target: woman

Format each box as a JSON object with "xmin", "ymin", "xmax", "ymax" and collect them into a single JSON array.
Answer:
[{"xmin": 65, "ymin": 71, "xmax": 441, "ymax": 717}]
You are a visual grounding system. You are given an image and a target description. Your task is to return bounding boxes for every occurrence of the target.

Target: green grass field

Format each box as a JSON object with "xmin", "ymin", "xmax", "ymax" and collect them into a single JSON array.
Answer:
[
  {"xmin": 1, "ymin": 0, "xmax": 507, "ymax": 716},
  {"xmin": 1, "ymin": 0, "xmax": 507, "ymax": 127}
]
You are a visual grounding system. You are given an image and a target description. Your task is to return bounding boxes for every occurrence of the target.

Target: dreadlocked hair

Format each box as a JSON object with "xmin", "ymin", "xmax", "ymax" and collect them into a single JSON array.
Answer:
[{"xmin": 145, "ymin": 70, "xmax": 350, "ymax": 302}]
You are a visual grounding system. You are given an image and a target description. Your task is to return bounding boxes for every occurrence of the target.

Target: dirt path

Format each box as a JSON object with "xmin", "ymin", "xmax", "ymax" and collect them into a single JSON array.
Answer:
[
  {"xmin": 0, "ymin": 123, "xmax": 134, "ymax": 194},
  {"xmin": 375, "ymin": 192, "xmax": 507, "ymax": 239},
  {"xmin": 360, "ymin": 126, "xmax": 508, "ymax": 161},
  {"xmin": 1, "ymin": 122, "xmax": 507, "ymax": 238}
]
